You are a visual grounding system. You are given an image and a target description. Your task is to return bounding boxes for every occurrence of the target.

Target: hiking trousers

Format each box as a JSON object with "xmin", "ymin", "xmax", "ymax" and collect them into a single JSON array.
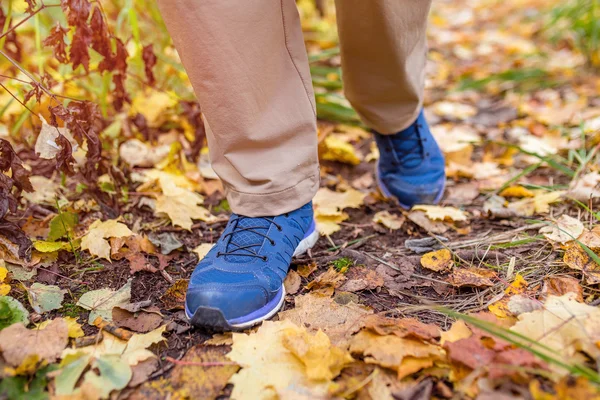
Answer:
[{"xmin": 157, "ymin": 0, "xmax": 432, "ymax": 216}]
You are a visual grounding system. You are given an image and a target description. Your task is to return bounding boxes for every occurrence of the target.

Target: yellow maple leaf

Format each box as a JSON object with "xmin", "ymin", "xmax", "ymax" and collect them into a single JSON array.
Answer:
[
  {"xmin": 372, "ymin": 211, "xmax": 404, "ymax": 230},
  {"xmin": 320, "ymin": 135, "xmax": 362, "ymax": 166},
  {"xmin": 420, "ymin": 249, "xmax": 453, "ymax": 273},
  {"xmin": 227, "ymin": 320, "xmax": 352, "ymax": 400},
  {"xmin": 507, "ymin": 190, "xmax": 565, "ymax": 216},
  {"xmin": 155, "ymin": 176, "xmax": 216, "ymax": 230},
  {"xmin": 313, "ymin": 188, "xmax": 365, "ymax": 235},
  {"xmin": 81, "ymin": 219, "xmax": 133, "ymax": 261},
  {"xmin": 129, "ymin": 89, "xmax": 178, "ymax": 127}
]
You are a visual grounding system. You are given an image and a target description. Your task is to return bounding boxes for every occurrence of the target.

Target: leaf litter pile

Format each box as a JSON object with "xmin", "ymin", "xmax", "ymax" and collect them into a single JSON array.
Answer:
[{"xmin": 2, "ymin": 0, "xmax": 600, "ymax": 398}]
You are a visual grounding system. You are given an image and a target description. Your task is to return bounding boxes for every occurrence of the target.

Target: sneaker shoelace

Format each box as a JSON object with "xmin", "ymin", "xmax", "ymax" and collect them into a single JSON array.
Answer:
[
  {"xmin": 217, "ymin": 216, "xmax": 281, "ymax": 261},
  {"xmin": 382, "ymin": 123, "xmax": 427, "ymax": 169}
]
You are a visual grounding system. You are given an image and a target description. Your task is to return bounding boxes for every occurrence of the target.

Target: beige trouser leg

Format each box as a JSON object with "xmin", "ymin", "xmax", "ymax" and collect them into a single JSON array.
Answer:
[
  {"xmin": 335, "ymin": 0, "xmax": 432, "ymax": 134},
  {"xmin": 157, "ymin": 0, "xmax": 319, "ymax": 217},
  {"xmin": 157, "ymin": 0, "xmax": 431, "ymax": 215}
]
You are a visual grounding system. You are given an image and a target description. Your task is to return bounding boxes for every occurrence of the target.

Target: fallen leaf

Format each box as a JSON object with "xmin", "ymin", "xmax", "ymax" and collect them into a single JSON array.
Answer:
[
  {"xmin": 22, "ymin": 176, "xmax": 60, "ymax": 205},
  {"xmin": 119, "ymin": 139, "xmax": 170, "ymax": 167},
  {"xmin": 155, "ymin": 176, "xmax": 216, "ymax": 230},
  {"xmin": 349, "ymin": 329, "xmax": 444, "ymax": 378},
  {"xmin": 27, "ymin": 282, "xmax": 67, "ymax": 313},
  {"xmin": 81, "ymin": 219, "xmax": 133, "ymax": 261},
  {"xmin": 47, "ymin": 212, "xmax": 79, "ymax": 242},
  {"xmin": 313, "ymin": 188, "xmax": 365, "ymax": 235},
  {"xmin": 420, "ymin": 249, "xmax": 453, "ymax": 273},
  {"xmin": 499, "ymin": 185, "xmax": 535, "ymax": 198},
  {"xmin": 306, "ymin": 267, "xmax": 346, "ymax": 291},
  {"xmin": 227, "ymin": 320, "xmax": 350, "ymax": 400},
  {"xmin": 406, "ymin": 210, "xmax": 449, "ymax": 234},
  {"xmin": 37, "ymin": 316, "xmax": 84, "ymax": 338},
  {"xmin": 0, "ymin": 296, "xmax": 29, "ymax": 330},
  {"xmin": 112, "ymin": 306, "xmax": 163, "ymax": 333},
  {"xmin": 562, "ymin": 242, "xmax": 600, "ymax": 284},
  {"xmin": 440, "ymin": 320, "xmax": 472, "ymax": 346},
  {"xmin": 569, "ymin": 172, "xmax": 600, "ymax": 201},
  {"xmin": 148, "ymin": 232, "xmax": 183, "ymax": 255},
  {"xmin": 540, "ymin": 215, "xmax": 584, "ymax": 244},
  {"xmin": 320, "ymin": 134, "xmax": 362, "ymax": 165},
  {"xmin": 284, "ymin": 269, "xmax": 302, "ymax": 295},
  {"xmin": 0, "ymin": 265, "xmax": 10, "ymax": 295},
  {"xmin": 0, "ymin": 319, "xmax": 68, "ymax": 366},
  {"xmin": 432, "ymin": 101, "xmax": 477, "ymax": 120},
  {"xmin": 488, "ymin": 274, "xmax": 529, "ymax": 318},
  {"xmin": 372, "ymin": 211, "xmax": 404, "ymax": 230},
  {"xmin": 511, "ymin": 293, "xmax": 600, "ymax": 375},
  {"xmin": 129, "ymin": 89, "xmax": 178, "ymax": 127},
  {"xmin": 447, "ymin": 268, "xmax": 496, "ymax": 287},
  {"xmin": 297, "ymin": 262, "xmax": 318, "ymax": 278},
  {"xmin": 77, "ymin": 279, "xmax": 132, "ymax": 324},
  {"xmin": 542, "ymin": 276, "xmax": 584, "ymax": 302},
  {"xmin": 83, "ymin": 354, "xmax": 133, "ymax": 399},
  {"xmin": 192, "ymin": 243, "xmax": 214, "ymax": 260},
  {"xmin": 279, "ymin": 293, "xmax": 372, "ymax": 346},
  {"xmin": 169, "ymin": 345, "xmax": 239, "ymax": 398},
  {"xmin": 339, "ymin": 267, "xmax": 384, "ymax": 292},
  {"xmin": 360, "ymin": 314, "xmax": 440, "ymax": 341},
  {"xmin": 507, "ymin": 190, "xmax": 565, "ymax": 216},
  {"xmin": 160, "ymin": 279, "xmax": 188, "ymax": 310},
  {"xmin": 412, "ymin": 205, "xmax": 468, "ymax": 222}
]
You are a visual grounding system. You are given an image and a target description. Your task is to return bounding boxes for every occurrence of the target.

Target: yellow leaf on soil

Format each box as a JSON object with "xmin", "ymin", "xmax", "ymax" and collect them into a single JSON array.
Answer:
[
  {"xmin": 499, "ymin": 185, "xmax": 535, "ymax": 198},
  {"xmin": 420, "ymin": 249, "xmax": 453, "ymax": 273},
  {"xmin": 81, "ymin": 219, "xmax": 133, "ymax": 261},
  {"xmin": 447, "ymin": 268, "xmax": 496, "ymax": 288},
  {"xmin": 155, "ymin": 176, "xmax": 216, "ymax": 230},
  {"xmin": 412, "ymin": 205, "xmax": 468, "ymax": 222},
  {"xmin": 507, "ymin": 190, "xmax": 565, "ymax": 216},
  {"xmin": 563, "ymin": 242, "xmax": 600, "ymax": 284},
  {"xmin": 192, "ymin": 243, "xmax": 214, "ymax": 260},
  {"xmin": 0, "ymin": 265, "xmax": 9, "ymax": 295},
  {"xmin": 129, "ymin": 89, "xmax": 178, "ymax": 127},
  {"xmin": 0, "ymin": 319, "xmax": 68, "ymax": 367},
  {"xmin": 320, "ymin": 134, "xmax": 362, "ymax": 165},
  {"xmin": 37, "ymin": 316, "xmax": 84, "ymax": 338},
  {"xmin": 511, "ymin": 293, "xmax": 600, "ymax": 375},
  {"xmin": 227, "ymin": 320, "xmax": 352, "ymax": 400},
  {"xmin": 488, "ymin": 274, "xmax": 528, "ymax": 318},
  {"xmin": 372, "ymin": 211, "xmax": 404, "ymax": 230},
  {"xmin": 313, "ymin": 188, "xmax": 365, "ymax": 235},
  {"xmin": 440, "ymin": 320, "xmax": 472, "ymax": 346}
]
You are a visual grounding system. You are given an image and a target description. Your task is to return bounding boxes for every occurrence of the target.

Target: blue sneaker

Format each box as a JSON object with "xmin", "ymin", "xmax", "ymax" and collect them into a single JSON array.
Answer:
[
  {"xmin": 374, "ymin": 110, "xmax": 445, "ymax": 209},
  {"xmin": 185, "ymin": 202, "xmax": 318, "ymax": 330}
]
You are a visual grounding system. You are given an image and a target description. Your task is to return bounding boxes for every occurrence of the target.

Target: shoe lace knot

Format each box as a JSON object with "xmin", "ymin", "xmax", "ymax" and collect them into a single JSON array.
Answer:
[{"xmin": 217, "ymin": 216, "xmax": 281, "ymax": 261}]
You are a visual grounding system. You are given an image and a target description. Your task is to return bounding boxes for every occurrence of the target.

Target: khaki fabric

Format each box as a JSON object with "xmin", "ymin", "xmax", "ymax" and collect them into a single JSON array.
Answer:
[{"xmin": 157, "ymin": 0, "xmax": 432, "ymax": 216}]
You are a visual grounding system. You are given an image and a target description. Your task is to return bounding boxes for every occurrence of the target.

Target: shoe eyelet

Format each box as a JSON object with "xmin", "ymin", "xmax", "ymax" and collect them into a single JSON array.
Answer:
[
  {"xmin": 284, "ymin": 213, "xmax": 289, "ymax": 218},
  {"xmin": 216, "ymin": 252, "xmax": 222, "ymax": 257},
  {"xmin": 270, "ymin": 240, "xmax": 275, "ymax": 246},
  {"xmin": 262, "ymin": 256, "xmax": 268, "ymax": 261},
  {"xmin": 277, "ymin": 226, "xmax": 282, "ymax": 231}
]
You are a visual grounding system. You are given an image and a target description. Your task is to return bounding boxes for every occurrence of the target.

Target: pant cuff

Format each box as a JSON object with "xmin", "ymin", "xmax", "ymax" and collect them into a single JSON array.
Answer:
[{"xmin": 225, "ymin": 173, "xmax": 320, "ymax": 217}]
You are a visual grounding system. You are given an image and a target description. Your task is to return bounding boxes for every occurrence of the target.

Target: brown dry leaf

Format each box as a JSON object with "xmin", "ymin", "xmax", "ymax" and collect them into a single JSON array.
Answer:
[
  {"xmin": 227, "ymin": 320, "xmax": 350, "ymax": 400},
  {"xmin": 119, "ymin": 138, "xmax": 170, "ymax": 167},
  {"xmin": 511, "ymin": 293, "xmax": 600, "ymax": 375},
  {"xmin": 0, "ymin": 318, "xmax": 68, "ymax": 366},
  {"xmin": 562, "ymin": 242, "xmax": 600, "ymax": 284},
  {"xmin": 35, "ymin": 121, "xmax": 78, "ymax": 159},
  {"xmin": 420, "ymin": 249, "xmax": 453, "ymax": 273},
  {"xmin": 540, "ymin": 215, "xmax": 584, "ymax": 244},
  {"xmin": 205, "ymin": 333, "xmax": 233, "ymax": 346},
  {"xmin": 372, "ymin": 211, "xmax": 404, "ymax": 230},
  {"xmin": 284, "ymin": 269, "xmax": 302, "ymax": 295},
  {"xmin": 170, "ymin": 345, "xmax": 239, "ymax": 399},
  {"xmin": 160, "ymin": 279, "xmax": 188, "ymax": 310},
  {"xmin": 129, "ymin": 358, "xmax": 159, "ymax": 388},
  {"xmin": 306, "ymin": 267, "xmax": 346, "ymax": 291},
  {"xmin": 297, "ymin": 262, "xmax": 318, "ymax": 278},
  {"xmin": 360, "ymin": 314, "xmax": 440, "ymax": 341},
  {"xmin": 339, "ymin": 267, "xmax": 384, "ymax": 292},
  {"xmin": 81, "ymin": 219, "xmax": 133, "ymax": 261},
  {"xmin": 447, "ymin": 268, "xmax": 496, "ymax": 288},
  {"xmin": 279, "ymin": 293, "xmax": 372, "ymax": 346},
  {"xmin": 112, "ymin": 305, "xmax": 163, "ymax": 333},
  {"xmin": 349, "ymin": 330, "xmax": 444, "ymax": 379},
  {"xmin": 542, "ymin": 276, "xmax": 584, "ymax": 302},
  {"xmin": 412, "ymin": 205, "xmax": 468, "ymax": 222}
]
